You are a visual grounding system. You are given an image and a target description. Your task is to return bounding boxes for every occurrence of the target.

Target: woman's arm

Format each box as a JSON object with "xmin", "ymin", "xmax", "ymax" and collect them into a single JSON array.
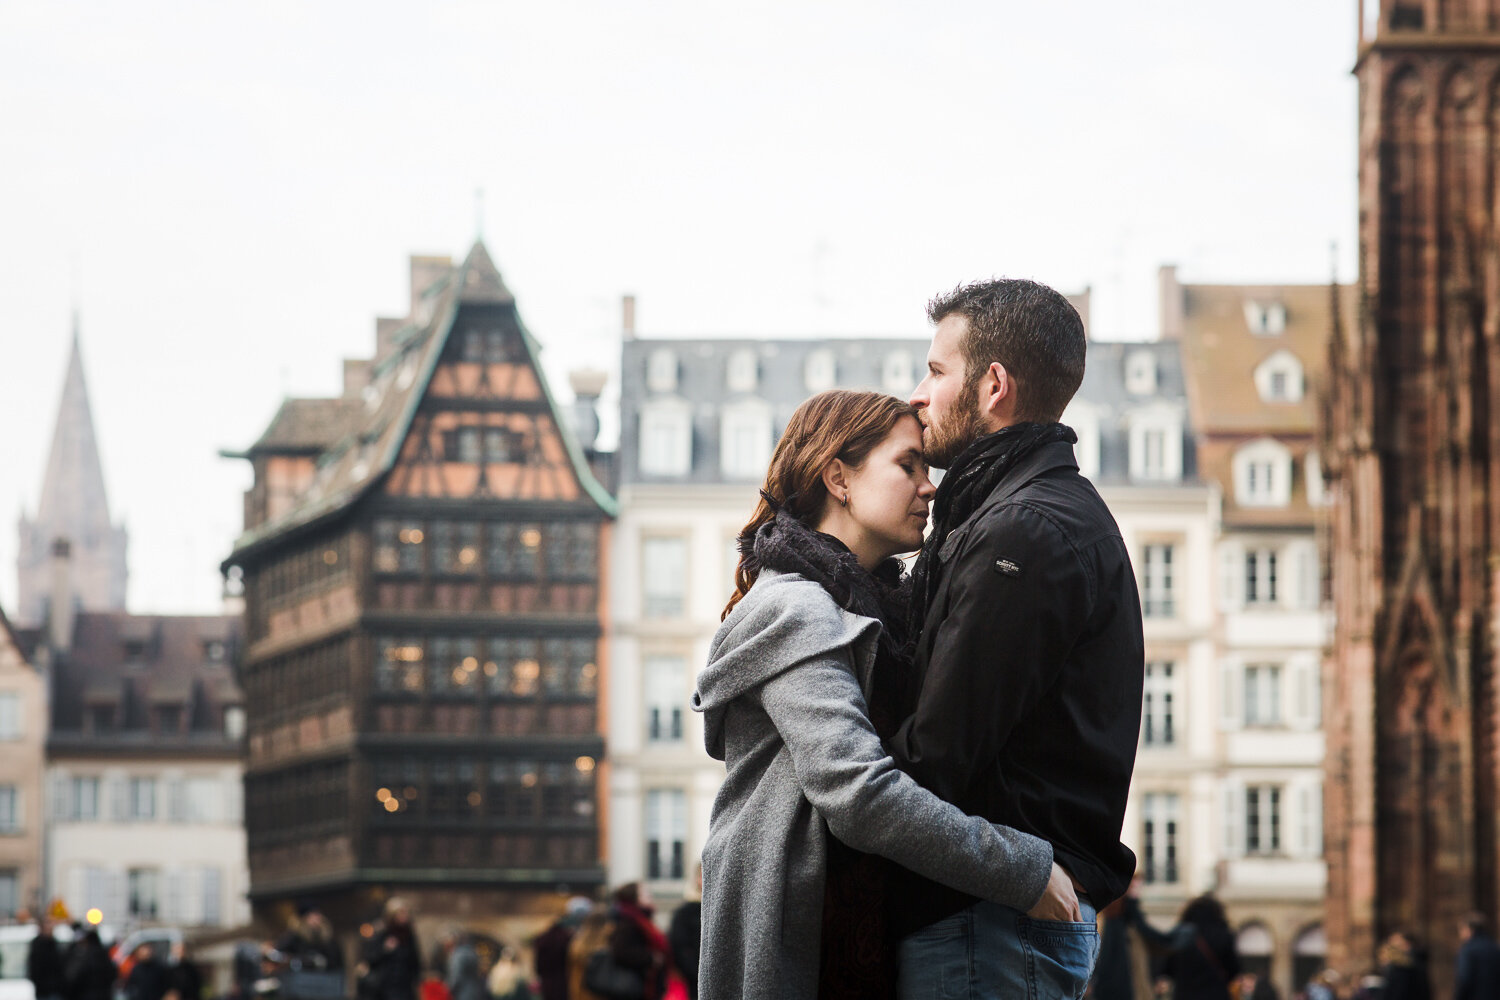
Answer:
[{"xmin": 758, "ymin": 647, "xmax": 1054, "ymax": 912}]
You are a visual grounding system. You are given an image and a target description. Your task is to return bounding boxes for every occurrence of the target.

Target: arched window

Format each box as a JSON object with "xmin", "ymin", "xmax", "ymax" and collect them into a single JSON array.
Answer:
[
  {"xmin": 1237, "ymin": 923, "xmax": 1275, "ymax": 983},
  {"xmin": 1124, "ymin": 349, "xmax": 1158, "ymax": 396},
  {"xmin": 1293, "ymin": 925, "xmax": 1327, "ymax": 993}
]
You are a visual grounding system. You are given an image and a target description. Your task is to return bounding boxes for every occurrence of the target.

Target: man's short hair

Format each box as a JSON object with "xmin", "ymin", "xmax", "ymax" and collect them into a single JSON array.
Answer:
[
  {"xmin": 1465, "ymin": 911, "xmax": 1489, "ymax": 936},
  {"xmin": 928, "ymin": 278, "xmax": 1086, "ymax": 423}
]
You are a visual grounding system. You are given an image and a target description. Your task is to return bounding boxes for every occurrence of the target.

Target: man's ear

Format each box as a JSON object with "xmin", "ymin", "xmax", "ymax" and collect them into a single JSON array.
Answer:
[
  {"xmin": 981, "ymin": 361, "xmax": 1014, "ymax": 418},
  {"xmin": 821, "ymin": 459, "xmax": 850, "ymax": 502}
]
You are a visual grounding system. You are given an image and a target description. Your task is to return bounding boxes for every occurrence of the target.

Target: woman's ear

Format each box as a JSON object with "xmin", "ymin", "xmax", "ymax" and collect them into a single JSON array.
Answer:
[{"xmin": 821, "ymin": 458, "xmax": 850, "ymax": 504}]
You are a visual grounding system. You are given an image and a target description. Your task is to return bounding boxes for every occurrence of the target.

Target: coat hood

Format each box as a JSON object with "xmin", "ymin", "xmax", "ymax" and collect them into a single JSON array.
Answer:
[{"xmin": 693, "ymin": 568, "xmax": 880, "ymax": 760}]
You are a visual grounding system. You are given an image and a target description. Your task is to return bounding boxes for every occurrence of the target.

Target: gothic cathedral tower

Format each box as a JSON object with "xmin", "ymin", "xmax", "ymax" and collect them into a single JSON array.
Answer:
[{"xmin": 1324, "ymin": 0, "xmax": 1500, "ymax": 987}]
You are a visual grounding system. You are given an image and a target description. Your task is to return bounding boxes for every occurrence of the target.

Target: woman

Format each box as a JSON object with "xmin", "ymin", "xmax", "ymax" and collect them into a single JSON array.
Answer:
[
  {"xmin": 361, "ymin": 898, "xmax": 421, "ymax": 1000},
  {"xmin": 1150, "ymin": 895, "xmax": 1239, "ymax": 1000},
  {"xmin": 693, "ymin": 390, "xmax": 1074, "ymax": 1000}
]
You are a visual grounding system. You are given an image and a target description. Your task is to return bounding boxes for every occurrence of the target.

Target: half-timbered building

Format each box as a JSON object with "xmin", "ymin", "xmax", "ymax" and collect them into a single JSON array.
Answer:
[{"xmin": 224, "ymin": 242, "xmax": 615, "ymax": 945}]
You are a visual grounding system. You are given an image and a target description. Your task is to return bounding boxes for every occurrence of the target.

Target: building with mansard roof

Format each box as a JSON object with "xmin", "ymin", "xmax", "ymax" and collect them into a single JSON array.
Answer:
[
  {"xmin": 43, "ymin": 602, "xmax": 249, "ymax": 932},
  {"xmin": 223, "ymin": 241, "xmax": 614, "ymax": 951},
  {"xmin": 16, "ymin": 319, "xmax": 128, "ymax": 626},
  {"xmin": 1163, "ymin": 266, "xmax": 1353, "ymax": 993}
]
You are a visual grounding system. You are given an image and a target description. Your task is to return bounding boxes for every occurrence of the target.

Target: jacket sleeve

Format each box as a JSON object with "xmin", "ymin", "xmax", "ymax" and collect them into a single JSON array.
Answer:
[
  {"xmin": 758, "ymin": 644, "xmax": 1054, "ymax": 912},
  {"xmin": 1454, "ymin": 944, "xmax": 1473, "ymax": 1000},
  {"xmin": 888, "ymin": 504, "xmax": 1092, "ymax": 803}
]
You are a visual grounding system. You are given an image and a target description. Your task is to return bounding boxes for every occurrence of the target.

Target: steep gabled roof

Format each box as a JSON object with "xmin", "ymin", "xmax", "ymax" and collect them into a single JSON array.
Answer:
[
  {"xmin": 36, "ymin": 318, "xmax": 115, "ymax": 541},
  {"xmin": 247, "ymin": 397, "xmax": 364, "ymax": 455},
  {"xmin": 226, "ymin": 241, "xmax": 615, "ymax": 565}
]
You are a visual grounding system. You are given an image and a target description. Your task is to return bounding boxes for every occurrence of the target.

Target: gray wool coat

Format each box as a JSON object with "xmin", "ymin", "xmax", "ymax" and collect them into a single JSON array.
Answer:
[{"xmin": 691, "ymin": 569, "xmax": 1055, "ymax": 1000}]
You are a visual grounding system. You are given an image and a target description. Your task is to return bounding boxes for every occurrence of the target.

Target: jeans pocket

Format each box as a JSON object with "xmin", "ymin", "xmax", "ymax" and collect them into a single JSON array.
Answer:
[
  {"xmin": 897, "ymin": 911, "xmax": 973, "ymax": 1000},
  {"xmin": 1016, "ymin": 917, "xmax": 1098, "ymax": 1000}
]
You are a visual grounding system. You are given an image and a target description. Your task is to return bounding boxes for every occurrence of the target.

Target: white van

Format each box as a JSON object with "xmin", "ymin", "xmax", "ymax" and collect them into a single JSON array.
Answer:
[{"xmin": 0, "ymin": 925, "xmax": 78, "ymax": 1000}]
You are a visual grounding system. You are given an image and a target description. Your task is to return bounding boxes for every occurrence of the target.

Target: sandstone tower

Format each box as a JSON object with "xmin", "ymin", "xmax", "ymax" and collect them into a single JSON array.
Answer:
[{"xmin": 1323, "ymin": 0, "xmax": 1500, "ymax": 987}]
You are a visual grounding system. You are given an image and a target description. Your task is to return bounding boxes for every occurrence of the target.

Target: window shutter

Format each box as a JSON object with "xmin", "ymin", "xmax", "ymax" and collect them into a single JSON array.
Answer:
[
  {"xmin": 1290, "ymin": 658, "xmax": 1319, "ymax": 730},
  {"xmin": 227, "ymin": 778, "xmax": 244, "ymax": 826},
  {"xmin": 110, "ymin": 778, "xmax": 130, "ymax": 821},
  {"xmin": 108, "ymin": 870, "xmax": 128, "ymax": 924},
  {"xmin": 1311, "ymin": 782, "xmax": 1324, "ymax": 856},
  {"xmin": 51, "ymin": 773, "xmax": 72, "ymax": 822},
  {"xmin": 1218, "ymin": 542, "xmax": 1244, "ymax": 611},
  {"xmin": 1220, "ymin": 660, "xmax": 1242, "ymax": 731},
  {"xmin": 164, "ymin": 870, "xmax": 185, "ymax": 923},
  {"xmin": 1222, "ymin": 782, "xmax": 1244, "ymax": 859},
  {"xmin": 1286, "ymin": 539, "xmax": 1319, "ymax": 610},
  {"xmin": 168, "ymin": 778, "xmax": 187, "ymax": 822}
]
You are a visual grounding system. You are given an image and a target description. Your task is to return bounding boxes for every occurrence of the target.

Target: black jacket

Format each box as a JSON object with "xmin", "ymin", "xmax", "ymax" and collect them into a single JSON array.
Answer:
[
  {"xmin": 888, "ymin": 441, "xmax": 1144, "ymax": 929},
  {"xmin": 27, "ymin": 933, "xmax": 67, "ymax": 998},
  {"xmin": 1455, "ymin": 933, "xmax": 1500, "ymax": 1000}
]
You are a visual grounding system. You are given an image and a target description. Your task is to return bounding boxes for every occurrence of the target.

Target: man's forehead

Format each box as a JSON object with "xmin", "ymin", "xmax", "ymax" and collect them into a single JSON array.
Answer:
[{"xmin": 930, "ymin": 314, "xmax": 968, "ymax": 357}]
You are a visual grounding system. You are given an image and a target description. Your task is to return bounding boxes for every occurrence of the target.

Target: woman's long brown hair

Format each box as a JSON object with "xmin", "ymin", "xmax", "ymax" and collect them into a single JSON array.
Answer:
[{"xmin": 722, "ymin": 389, "xmax": 919, "ymax": 619}]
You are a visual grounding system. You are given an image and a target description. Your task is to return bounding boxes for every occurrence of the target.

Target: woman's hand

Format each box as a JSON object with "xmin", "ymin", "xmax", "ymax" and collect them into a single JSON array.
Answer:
[{"xmin": 1025, "ymin": 862, "xmax": 1082, "ymax": 922}]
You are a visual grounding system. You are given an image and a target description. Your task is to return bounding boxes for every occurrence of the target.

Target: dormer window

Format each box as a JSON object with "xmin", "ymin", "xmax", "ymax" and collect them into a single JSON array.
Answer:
[
  {"xmin": 882, "ymin": 352, "xmax": 915, "ymax": 394},
  {"xmin": 1233, "ymin": 438, "xmax": 1293, "ymax": 507},
  {"xmin": 720, "ymin": 400, "xmax": 773, "ymax": 480},
  {"xmin": 1244, "ymin": 301, "xmax": 1288, "ymax": 336},
  {"xmin": 804, "ymin": 349, "xmax": 837, "ymax": 393},
  {"xmin": 1127, "ymin": 404, "xmax": 1184, "ymax": 483},
  {"xmin": 1124, "ymin": 350, "xmax": 1158, "ymax": 396},
  {"xmin": 639, "ymin": 399, "xmax": 692, "ymax": 476},
  {"xmin": 646, "ymin": 348, "xmax": 679, "ymax": 394},
  {"xmin": 1254, "ymin": 350, "xmax": 1305, "ymax": 403},
  {"xmin": 726, "ymin": 348, "xmax": 759, "ymax": 393}
]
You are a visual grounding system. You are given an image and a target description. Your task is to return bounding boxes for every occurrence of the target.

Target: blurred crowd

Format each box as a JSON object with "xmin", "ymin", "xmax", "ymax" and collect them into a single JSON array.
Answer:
[
  {"xmin": 27, "ymin": 920, "xmax": 203, "ymax": 1000},
  {"xmin": 1085, "ymin": 883, "xmax": 1500, "ymax": 1000}
]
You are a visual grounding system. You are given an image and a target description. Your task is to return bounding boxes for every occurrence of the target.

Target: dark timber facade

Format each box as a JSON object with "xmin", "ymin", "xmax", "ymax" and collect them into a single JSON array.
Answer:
[
  {"xmin": 225, "ymin": 243, "xmax": 615, "ymax": 939},
  {"xmin": 1323, "ymin": 2, "xmax": 1500, "ymax": 991}
]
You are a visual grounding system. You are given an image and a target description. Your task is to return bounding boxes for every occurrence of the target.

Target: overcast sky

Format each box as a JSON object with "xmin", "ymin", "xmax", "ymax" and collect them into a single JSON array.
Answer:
[{"xmin": 0, "ymin": 1, "xmax": 1359, "ymax": 616}]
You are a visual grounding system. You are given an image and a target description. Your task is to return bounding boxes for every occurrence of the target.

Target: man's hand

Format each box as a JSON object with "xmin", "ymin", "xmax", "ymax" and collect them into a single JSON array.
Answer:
[{"xmin": 1026, "ymin": 861, "xmax": 1082, "ymax": 922}]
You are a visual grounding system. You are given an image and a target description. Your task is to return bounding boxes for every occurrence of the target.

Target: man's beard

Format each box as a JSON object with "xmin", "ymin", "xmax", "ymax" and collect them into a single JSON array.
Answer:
[{"xmin": 922, "ymin": 387, "xmax": 986, "ymax": 469}]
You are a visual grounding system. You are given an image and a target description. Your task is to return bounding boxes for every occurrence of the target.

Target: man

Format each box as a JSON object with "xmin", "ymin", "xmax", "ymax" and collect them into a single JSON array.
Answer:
[
  {"xmin": 532, "ymin": 897, "xmax": 590, "ymax": 1000},
  {"xmin": 1454, "ymin": 913, "xmax": 1500, "ymax": 1000},
  {"xmin": 889, "ymin": 278, "xmax": 1145, "ymax": 999},
  {"xmin": 27, "ymin": 919, "xmax": 67, "ymax": 1000}
]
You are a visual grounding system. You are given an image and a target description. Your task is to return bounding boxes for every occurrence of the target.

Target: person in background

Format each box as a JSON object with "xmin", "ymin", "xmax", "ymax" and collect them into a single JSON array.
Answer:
[
  {"xmin": 1380, "ymin": 931, "xmax": 1431, "ymax": 1000},
  {"xmin": 532, "ymin": 897, "xmax": 589, "ymax": 1000},
  {"xmin": 1149, "ymin": 895, "xmax": 1239, "ymax": 1000},
  {"xmin": 27, "ymin": 918, "xmax": 67, "ymax": 1000},
  {"xmin": 484, "ymin": 946, "xmax": 528, "ymax": 1000},
  {"xmin": 279, "ymin": 903, "xmax": 344, "ymax": 972},
  {"xmin": 566, "ymin": 906, "xmax": 612, "ymax": 1000},
  {"xmin": 124, "ymin": 945, "xmax": 169, "ymax": 1000},
  {"xmin": 608, "ymin": 884, "xmax": 676, "ymax": 1000},
  {"xmin": 165, "ymin": 943, "xmax": 202, "ymax": 1000},
  {"xmin": 441, "ymin": 932, "xmax": 485, "ymax": 1000},
  {"xmin": 63, "ymin": 929, "xmax": 117, "ymax": 1000},
  {"xmin": 362, "ymin": 898, "xmax": 421, "ymax": 1000},
  {"xmin": 667, "ymin": 868, "xmax": 702, "ymax": 1000},
  {"xmin": 1454, "ymin": 911, "xmax": 1500, "ymax": 1000},
  {"xmin": 1088, "ymin": 876, "xmax": 1153, "ymax": 1000}
]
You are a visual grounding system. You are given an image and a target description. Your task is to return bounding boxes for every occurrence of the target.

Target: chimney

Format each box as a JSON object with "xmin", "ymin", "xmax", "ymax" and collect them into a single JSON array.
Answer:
[
  {"xmin": 343, "ymin": 359, "xmax": 372, "ymax": 398},
  {"xmin": 1159, "ymin": 265, "xmax": 1184, "ymax": 340},
  {"xmin": 374, "ymin": 317, "xmax": 405, "ymax": 364},
  {"xmin": 621, "ymin": 295, "xmax": 637, "ymax": 340},
  {"xmin": 49, "ymin": 538, "xmax": 75, "ymax": 653},
  {"xmin": 568, "ymin": 368, "xmax": 608, "ymax": 453},
  {"xmin": 409, "ymin": 255, "xmax": 453, "ymax": 319}
]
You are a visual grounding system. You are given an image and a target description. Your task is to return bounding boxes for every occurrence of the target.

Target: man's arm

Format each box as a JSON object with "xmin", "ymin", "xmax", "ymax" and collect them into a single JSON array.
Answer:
[{"xmin": 888, "ymin": 504, "xmax": 1091, "ymax": 802}]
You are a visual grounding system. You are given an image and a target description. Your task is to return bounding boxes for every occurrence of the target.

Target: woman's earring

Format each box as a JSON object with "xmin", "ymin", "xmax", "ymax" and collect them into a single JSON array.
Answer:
[{"xmin": 840, "ymin": 492, "xmax": 849, "ymax": 508}]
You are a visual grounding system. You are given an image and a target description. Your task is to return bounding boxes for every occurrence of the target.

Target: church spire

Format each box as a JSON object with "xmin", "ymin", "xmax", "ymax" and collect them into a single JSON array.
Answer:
[{"xmin": 15, "ymin": 317, "xmax": 128, "ymax": 625}]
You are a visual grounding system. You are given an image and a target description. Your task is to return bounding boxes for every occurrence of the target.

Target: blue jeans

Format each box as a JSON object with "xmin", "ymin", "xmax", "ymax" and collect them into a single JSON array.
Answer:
[{"xmin": 896, "ymin": 897, "xmax": 1100, "ymax": 1000}]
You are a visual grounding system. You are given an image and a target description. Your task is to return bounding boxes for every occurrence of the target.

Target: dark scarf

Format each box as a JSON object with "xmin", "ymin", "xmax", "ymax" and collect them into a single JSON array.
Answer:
[
  {"xmin": 906, "ymin": 421, "xmax": 1076, "ymax": 637},
  {"xmin": 746, "ymin": 509, "xmax": 911, "ymax": 735}
]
